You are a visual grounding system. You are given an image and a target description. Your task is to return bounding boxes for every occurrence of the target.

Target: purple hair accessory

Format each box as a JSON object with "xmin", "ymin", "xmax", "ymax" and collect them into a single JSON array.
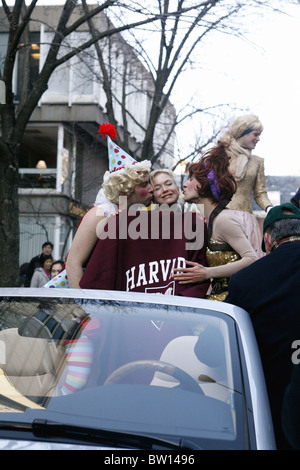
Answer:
[{"xmin": 205, "ymin": 163, "xmax": 221, "ymax": 201}]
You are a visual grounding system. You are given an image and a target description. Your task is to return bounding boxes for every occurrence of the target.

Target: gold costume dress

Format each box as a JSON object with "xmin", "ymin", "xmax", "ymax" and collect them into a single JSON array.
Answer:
[
  {"xmin": 206, "ymin": 240, "xmax": 240, "ymax": 301},
  {"xmin": 205, "ymin": 199, "xmax": 240, "ymax": 302},
  {"xmin": 226, "ymin": 141, "xmax": 272, "ymax": 213}
]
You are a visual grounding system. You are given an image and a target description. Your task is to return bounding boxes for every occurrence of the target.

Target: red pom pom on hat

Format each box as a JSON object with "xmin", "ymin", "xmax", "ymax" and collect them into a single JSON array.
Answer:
[{"xmin": 98, "ymin": 123, "xmax": 117, "ymax": 140}]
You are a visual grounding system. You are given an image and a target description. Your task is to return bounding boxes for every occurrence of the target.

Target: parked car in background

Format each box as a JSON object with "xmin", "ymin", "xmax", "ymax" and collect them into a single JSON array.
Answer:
[{"xmin": 0, "ymin": 288, "xmax": 275, "ymax": 450}]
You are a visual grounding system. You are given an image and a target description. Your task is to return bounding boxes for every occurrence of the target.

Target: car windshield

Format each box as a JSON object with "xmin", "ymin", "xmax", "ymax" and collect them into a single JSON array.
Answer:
[{"xmin": 0, "ymin": 295, "xmax": 249, "ymax": 449}]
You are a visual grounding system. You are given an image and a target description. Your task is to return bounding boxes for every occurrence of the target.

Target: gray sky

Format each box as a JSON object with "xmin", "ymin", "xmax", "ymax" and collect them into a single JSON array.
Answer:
[
  {"xmin": 172, "ymin": 3, "xmax": 300, "ymax": 176},
  {"xmin": 4, "ymin": 1, "xmax": 300, "ymax": 176}
]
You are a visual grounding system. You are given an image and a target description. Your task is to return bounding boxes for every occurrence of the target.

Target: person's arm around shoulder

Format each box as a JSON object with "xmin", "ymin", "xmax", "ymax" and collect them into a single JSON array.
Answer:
[{"xmin": 66, "ymin": 206, "xmax": 108, "ymax": 288}]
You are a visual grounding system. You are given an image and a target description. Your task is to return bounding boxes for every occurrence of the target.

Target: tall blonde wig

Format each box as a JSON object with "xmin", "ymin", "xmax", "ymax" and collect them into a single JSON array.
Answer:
[{"xmin": 220, "ymin": 114, "xmax": 263, "ymax": 145}]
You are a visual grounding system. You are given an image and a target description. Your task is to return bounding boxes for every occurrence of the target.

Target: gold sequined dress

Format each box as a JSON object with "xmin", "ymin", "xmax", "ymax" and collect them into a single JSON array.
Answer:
[
  {"xmin": 206, "ymin": 240, "xmax": 240, "ymax": 301},
  {"xmin": 205, "ymin": 199, "xmax": 240, "ymax": 302}
]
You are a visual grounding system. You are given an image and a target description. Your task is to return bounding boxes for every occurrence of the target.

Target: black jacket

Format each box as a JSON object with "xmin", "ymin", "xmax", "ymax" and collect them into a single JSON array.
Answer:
[
  {"xmin": 24, "ymin": 254, "xmax": 44, "ymax": 287},
  {"xmin": 225, "ymin": 241, "xmax": 300, "ymax": 449}
]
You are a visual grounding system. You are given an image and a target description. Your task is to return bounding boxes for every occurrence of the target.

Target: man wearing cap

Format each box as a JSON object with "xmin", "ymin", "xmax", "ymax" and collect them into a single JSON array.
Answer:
[{"xmin": 225, "ymin": 202, "xmax": 300, "ymax": 449}]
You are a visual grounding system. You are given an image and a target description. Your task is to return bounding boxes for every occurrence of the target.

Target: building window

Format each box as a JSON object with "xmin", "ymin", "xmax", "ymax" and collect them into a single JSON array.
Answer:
[
  {"xmin": 19, "ymin": 215, "xmax": 72, "ymax": 266},
  {"xmin": 19, "ymin": 215, "xmax": 56, "ymax": 266},
  {"xmin": 0, "ymin": 32, "xmax": 8, "ymax": 76},
  {"xmin": 16, "ymin": 31, "xmax": 40, "ymax": 100},
  {"xmin": 19, "ymin": 125, "xmax": 58, "ymax": 190}
]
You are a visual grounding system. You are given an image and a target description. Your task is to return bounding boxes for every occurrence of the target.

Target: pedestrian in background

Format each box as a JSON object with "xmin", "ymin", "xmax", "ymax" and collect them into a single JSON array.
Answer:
[
  {"xmin": 30, "ymin": 255, "xmax": 53, "ymax": 287},
  {"xmin": 19, "ymin": 263, "xmax": 29, "ymax": 287},
  {"xmin": 50, "ymin": 260, "xmax": 64, "ymax": 279},
  {"xmin": 24, "ymin": 241, "xmax": 53, "ymax": 287}
]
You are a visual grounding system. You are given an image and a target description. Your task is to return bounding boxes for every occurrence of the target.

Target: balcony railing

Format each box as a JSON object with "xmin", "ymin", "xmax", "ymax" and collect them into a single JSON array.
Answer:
[{"xmin": 19, "ymin": 168, "xmax": 57, "ymax": 189}]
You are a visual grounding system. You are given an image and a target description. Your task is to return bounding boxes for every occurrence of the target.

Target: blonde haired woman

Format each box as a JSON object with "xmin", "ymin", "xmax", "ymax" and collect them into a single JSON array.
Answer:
[
  {"xmin": 219, "ymin": 113, "xmax": 272, "ymax": 213},
  {"xmin": 214, "ymin": 113, "xmax": 271, "ymax": 258},
  {"xmin": 150, "ymin": 168, "xmax": 181, "ymax": 207}
]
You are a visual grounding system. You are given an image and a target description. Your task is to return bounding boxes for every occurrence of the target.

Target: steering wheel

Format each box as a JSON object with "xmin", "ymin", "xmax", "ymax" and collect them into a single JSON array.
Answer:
[{"xmin": 104, "ymin": 360, "xmax": 203, "ymax": 394}]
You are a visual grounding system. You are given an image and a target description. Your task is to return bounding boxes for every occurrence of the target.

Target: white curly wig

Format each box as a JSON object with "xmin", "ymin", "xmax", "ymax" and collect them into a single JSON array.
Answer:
[{"xmin": 102, "ymin": 161, "xmax": 151, "ymax": 205}]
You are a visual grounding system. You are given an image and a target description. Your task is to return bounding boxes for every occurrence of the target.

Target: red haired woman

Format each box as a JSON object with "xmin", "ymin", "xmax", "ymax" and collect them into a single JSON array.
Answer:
[{"xmin": 173, "ymin": 142, "xmax": 259, "ymax": 301}]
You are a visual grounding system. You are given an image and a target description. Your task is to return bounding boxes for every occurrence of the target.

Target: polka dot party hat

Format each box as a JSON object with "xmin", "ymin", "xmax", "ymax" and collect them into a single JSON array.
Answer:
[{"xmin": 98, "ymin": 123, "xmax": 151, "ymax": 182}]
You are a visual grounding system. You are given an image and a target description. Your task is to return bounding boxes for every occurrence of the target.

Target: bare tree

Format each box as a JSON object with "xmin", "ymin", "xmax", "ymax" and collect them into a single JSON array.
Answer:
[
  {"xmin": 0, "ymin": 0, "xmax": 185, "ymax": 286},
  {"xmin": 81, "ymin": 0, "xmax": 240, "ymax": 166},
  {"xmin": 81, "ymin": 0, "xmax": 299, "ymax": 169}
]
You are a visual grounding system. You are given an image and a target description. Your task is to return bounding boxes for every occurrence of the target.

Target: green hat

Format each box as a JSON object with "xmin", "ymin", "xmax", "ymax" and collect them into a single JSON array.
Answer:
[{"xmin": 262, "ymin": 202, "xmax": 300, "ymax": 251}]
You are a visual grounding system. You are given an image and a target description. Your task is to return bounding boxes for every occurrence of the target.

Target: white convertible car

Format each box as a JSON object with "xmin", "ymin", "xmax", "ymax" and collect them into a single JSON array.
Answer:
[{"xmin": 0, "ymin": 288, "xmax": 275, "ymax": 450}]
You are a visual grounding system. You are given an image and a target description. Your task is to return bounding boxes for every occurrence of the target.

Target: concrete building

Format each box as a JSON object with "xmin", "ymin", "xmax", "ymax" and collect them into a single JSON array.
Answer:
[{"xmin": 0, "ymin": 4, "xmax": 176, "ymax": 265}]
